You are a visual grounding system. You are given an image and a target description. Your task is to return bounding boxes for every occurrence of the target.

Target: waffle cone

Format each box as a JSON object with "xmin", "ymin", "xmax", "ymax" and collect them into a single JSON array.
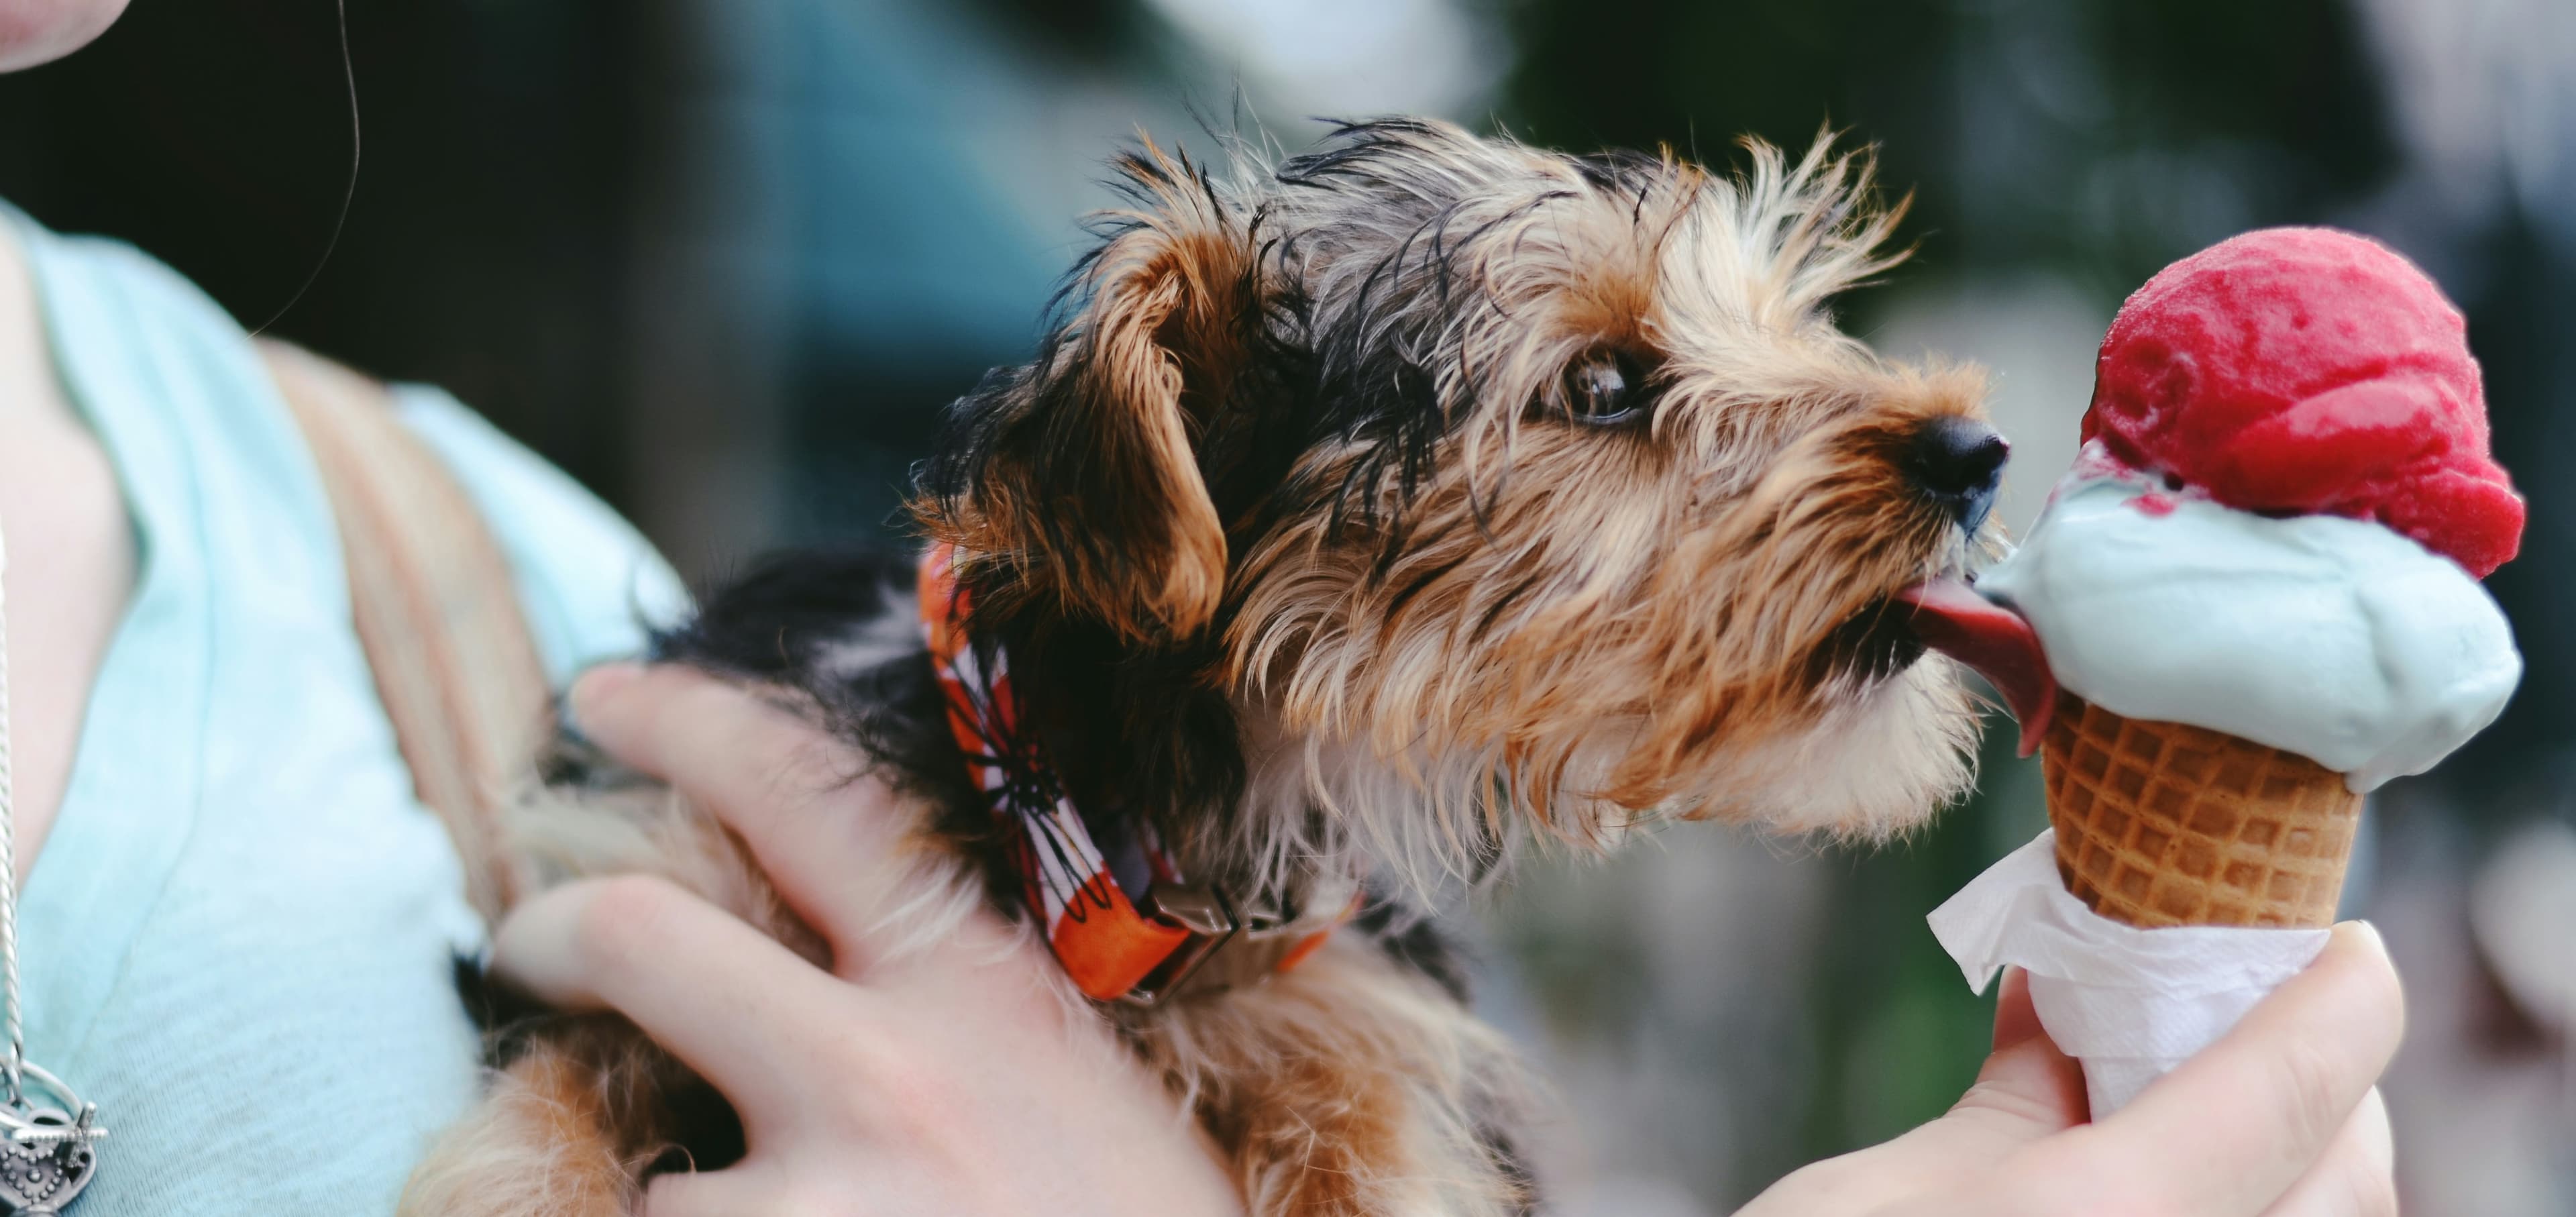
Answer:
[{"xmin": 2041, "ymin": 694, "xmax": 2360, "ymax": 929}]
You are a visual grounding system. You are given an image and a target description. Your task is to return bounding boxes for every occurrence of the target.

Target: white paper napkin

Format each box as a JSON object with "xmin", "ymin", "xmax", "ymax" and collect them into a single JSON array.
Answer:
[{"xmin": 1927, "ymin": 830, "xmax": 2332, "ymax": 1115}]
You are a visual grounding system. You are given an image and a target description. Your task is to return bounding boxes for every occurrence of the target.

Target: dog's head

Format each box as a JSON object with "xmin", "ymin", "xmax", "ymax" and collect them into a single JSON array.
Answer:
[{"xmin": 919, "ymin": 119, "xmax": 2000, "ymax": 888}]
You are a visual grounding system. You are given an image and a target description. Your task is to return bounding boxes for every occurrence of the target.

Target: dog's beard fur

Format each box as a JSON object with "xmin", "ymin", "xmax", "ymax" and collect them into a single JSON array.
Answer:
[
  {"xmin": 1040, "ymin": 125, "xmax": 2002, "ymax": 904},
  {"xmin": 408, "ymin": 118, "xmax": 2004, "ymax": 1217}
]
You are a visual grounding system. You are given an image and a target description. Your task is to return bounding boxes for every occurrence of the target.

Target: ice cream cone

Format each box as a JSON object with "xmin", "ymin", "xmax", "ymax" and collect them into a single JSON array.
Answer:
[{"xmin": 2041, "ymin": 693, "xmax": 2361, "ymax": 929}]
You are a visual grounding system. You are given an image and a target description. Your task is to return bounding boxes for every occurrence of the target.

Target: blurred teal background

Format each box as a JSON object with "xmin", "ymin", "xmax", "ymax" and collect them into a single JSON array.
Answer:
[{"xmin": 3, "ymin": 1, "xmax": 2570, "ymax": 1210}]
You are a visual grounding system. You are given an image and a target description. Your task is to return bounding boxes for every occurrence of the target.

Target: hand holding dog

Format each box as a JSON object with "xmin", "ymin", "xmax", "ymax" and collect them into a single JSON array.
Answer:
[
  {"xmin": 1738, "ymin": 926, "xmax": 2402, "ymax": 1217},
  {"xmin": 493, "ymin": 664, "xmax": 1246, "ymax": 1217}
]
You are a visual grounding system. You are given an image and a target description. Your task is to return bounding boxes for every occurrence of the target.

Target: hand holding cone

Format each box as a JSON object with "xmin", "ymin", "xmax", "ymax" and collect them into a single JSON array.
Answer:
[{"xmin": 1913, "ymin": 227, "xmax": 2525, "ymax": 1116}]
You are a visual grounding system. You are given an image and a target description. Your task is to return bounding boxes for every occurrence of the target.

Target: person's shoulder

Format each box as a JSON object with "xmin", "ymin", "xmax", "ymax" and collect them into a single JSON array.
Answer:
[
  {"xmin": 391, "ymin": 386, "xmax": 692, "ymax": 686},
  {"xmin": 36, "ymin": 223, "xmax": 244, "ymax": 337},
  {"xmin": 23, "ymin": 209, "xmax": 689, "ymax": 682}
]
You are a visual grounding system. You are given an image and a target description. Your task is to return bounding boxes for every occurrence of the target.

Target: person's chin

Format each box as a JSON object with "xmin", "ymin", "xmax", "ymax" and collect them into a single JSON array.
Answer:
[{"xmin": 0, "ymin": 0, "xmax": 131, "ymax": 74}]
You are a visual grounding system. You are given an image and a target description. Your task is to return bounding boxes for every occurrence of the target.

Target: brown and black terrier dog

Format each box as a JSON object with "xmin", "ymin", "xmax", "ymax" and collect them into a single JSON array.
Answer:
[{"xmin": 402, "ymin": 117, "xmax": 2005, "ymax": 1216}]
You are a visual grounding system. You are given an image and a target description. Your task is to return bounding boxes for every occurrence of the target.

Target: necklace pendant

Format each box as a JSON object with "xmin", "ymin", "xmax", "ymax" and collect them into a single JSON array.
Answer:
[{"xmin": 0, "ymin": 1065, "xmax": 102, "ymax": 1215}]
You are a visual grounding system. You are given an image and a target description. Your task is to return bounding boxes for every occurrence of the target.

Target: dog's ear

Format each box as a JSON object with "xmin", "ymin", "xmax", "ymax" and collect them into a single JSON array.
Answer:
[{"xmin": 919, "ymin": 142, "xmax": 1259, "ymax": 644}]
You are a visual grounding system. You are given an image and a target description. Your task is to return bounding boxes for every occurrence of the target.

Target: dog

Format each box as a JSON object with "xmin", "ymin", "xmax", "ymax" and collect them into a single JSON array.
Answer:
[{"xmin": 399, "ymin": 117, "xmax": 2006, "ymax": 1217}]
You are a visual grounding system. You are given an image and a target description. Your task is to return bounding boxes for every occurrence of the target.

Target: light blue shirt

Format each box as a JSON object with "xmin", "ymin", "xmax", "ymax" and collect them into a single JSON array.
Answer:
[{"xmin": 6, "ymin": 204, "xmax": 688, "ymax": 1214}]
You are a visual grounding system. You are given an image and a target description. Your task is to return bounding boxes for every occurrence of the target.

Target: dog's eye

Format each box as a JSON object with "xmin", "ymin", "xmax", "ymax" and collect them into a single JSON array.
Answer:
[{"xmin": 1564, "ymin": 354, "xmax": 1646, "ymax": 426}]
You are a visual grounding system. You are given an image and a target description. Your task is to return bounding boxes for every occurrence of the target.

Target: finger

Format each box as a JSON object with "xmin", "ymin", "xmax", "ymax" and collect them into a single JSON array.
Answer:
[
  {"xmin": 641, "ymin": 1166, "xmax": 780, "ymax": 1217},
  {"xmin": 492, "ymin": 875, "xmax": 850, "ymax": 1120},
  {"xmin": 1922, "ymin": 979, "xmax": 2090, "ymax": 1157},
  {"xmin": 2071, "ymin": 922, "xmax": 2406, "ymax": 1214},
  {"xmin": 1741, "ymin": 1039, "xmax": 2082, "ymax": 1215},
  {"xmin": 647, "ymin": 1159, "xmax": 913, "ymax": 1217},
  {"xmin": 1793, "ymin": 973, "xmax": 2086, "ymax": 1214},
  {"xmin": 639, "ymin": 1170, "xmax": 731, "ymax": 1217},
  {"xmin": 571, "ymin": 663, "xmax": 920, "ymax": 935},
  {"xmin": 1993, "ymin": 966, "xmax": 2045, "ymax": 1050},
  {"xmin": 2259, "ymin": 1088, "xmax": 2398, "ymax": 1217}
]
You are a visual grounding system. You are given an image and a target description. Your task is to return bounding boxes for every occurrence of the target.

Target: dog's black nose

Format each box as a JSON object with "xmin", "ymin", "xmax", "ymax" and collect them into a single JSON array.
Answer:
[{"xmin": 1908, "ymin": 417, "xmax": 2008, "ymax": 532}]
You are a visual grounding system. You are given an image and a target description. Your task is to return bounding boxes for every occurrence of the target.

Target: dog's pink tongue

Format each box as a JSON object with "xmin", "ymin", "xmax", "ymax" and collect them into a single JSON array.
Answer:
[{"xmin": 1898, "ymin": 579, "xmax": 2058, "ymax": 757}]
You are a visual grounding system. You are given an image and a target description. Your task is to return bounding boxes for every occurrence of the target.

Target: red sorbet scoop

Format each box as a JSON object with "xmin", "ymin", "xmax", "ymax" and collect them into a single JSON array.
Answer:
[{"xmin": 2083, "ymin": 227, "xmax": 2525, "ymax": 577}]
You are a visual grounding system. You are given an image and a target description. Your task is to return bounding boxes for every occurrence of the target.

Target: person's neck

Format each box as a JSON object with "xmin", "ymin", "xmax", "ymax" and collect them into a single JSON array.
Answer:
[{"xmin": 0, "ymin": 203, "xmax": 133, "ymax": 882}]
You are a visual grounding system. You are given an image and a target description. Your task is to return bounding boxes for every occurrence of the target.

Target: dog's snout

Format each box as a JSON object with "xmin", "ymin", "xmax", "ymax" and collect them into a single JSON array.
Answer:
[{"xmin": 1908, "ymin": 417, "xmax": 2008, "ymax": 531}]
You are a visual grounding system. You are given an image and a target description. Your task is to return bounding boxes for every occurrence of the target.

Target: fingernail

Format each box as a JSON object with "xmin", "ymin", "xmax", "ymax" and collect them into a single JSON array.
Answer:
[{"xmin": 569, "ymin": 662, "xmax": 643, "ymax": 728}]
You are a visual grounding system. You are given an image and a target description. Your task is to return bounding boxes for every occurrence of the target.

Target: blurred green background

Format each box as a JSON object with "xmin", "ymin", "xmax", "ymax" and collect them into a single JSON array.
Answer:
[{"xmin": 3, "ymin": 0, "xmax": 2569, "ymax": 1210}]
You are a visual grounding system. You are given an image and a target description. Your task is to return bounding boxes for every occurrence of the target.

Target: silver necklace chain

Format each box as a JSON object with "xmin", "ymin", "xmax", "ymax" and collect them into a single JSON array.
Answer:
[
  {"xmin": 0, "ymin": 510, "xmax": 106, "ymax": 1217},
  {"xmin": 0, "ymin": 512, "xmax": 22, "ymax": 1096}
]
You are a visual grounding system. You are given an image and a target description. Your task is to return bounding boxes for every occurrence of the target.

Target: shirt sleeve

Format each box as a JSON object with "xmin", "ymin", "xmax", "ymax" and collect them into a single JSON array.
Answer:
[{"xmin": 388, "ymin": 384, "xmax": 694, "ymax": 687}]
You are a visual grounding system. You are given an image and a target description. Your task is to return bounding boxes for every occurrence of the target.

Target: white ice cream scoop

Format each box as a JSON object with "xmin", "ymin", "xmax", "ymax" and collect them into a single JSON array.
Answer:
[{"xmin": 1977, "ymin": 472, "xmax": 2521, "ymax": 790}]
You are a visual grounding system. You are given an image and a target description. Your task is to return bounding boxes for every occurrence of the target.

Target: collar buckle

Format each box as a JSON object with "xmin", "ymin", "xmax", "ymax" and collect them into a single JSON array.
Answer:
[{"xmin": 1124, "ymin": 884, "xmax": 1295, "ymax": 1006}]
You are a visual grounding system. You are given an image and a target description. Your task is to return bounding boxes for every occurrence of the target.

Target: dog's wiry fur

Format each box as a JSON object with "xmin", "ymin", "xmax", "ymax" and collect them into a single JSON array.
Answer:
[{"xmin": 402, "ymin": 117, "xmax": 1998, "ymax": 1216}]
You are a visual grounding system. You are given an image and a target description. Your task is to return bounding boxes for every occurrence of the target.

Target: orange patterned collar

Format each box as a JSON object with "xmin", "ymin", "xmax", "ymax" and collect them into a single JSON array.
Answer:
[{"xmin": 917, "ymin": 544, "xmax": 1336, "ymax": 1004}]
